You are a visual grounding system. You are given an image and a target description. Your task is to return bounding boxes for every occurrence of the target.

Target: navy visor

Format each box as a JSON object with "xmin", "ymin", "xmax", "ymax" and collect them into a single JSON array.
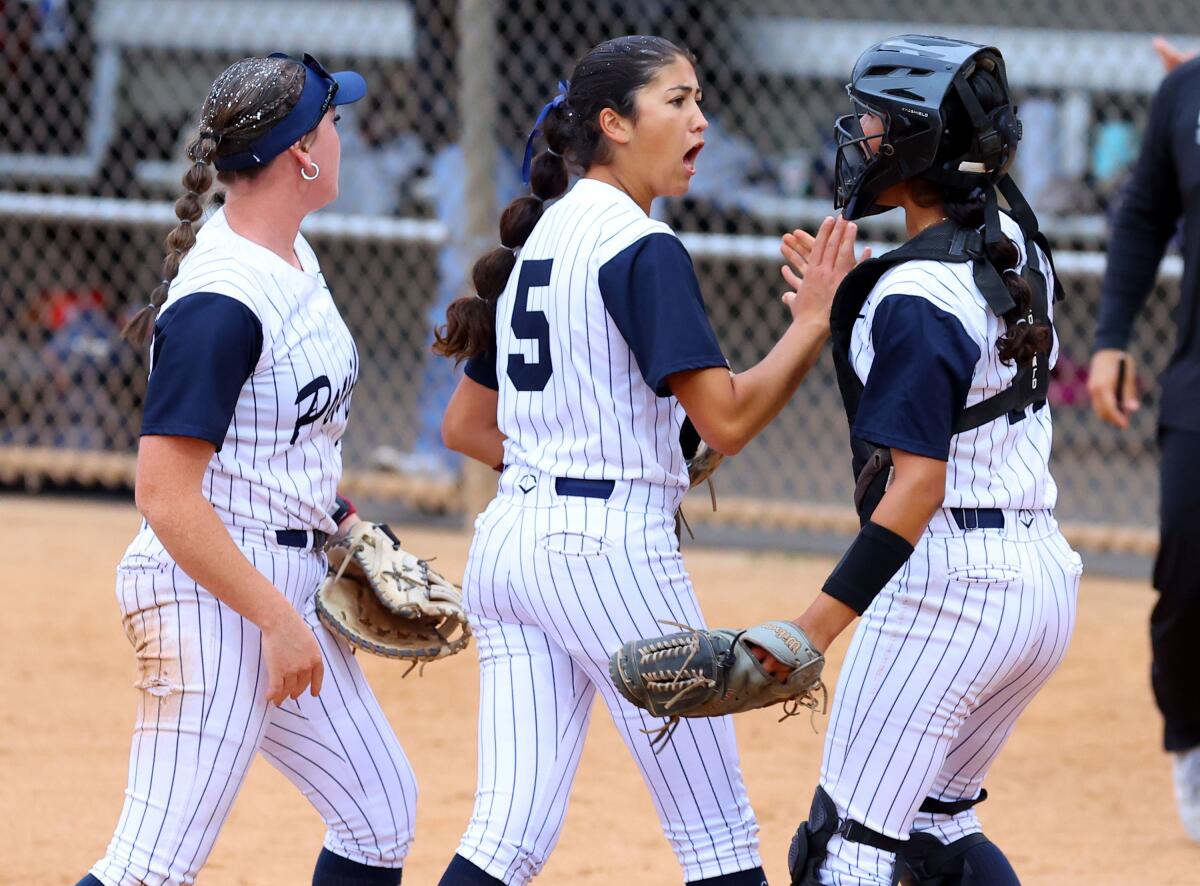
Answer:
[{"xmin": 214, "ymin": 52, "xmax": 366, "ymax": 172}]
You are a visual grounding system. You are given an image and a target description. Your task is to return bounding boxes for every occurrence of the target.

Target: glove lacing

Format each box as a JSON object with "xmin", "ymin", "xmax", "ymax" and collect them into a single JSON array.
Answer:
[
  {"xmin": 636, "ymin": 620, "xmax": 720, "ymax": 753},
  {"xmin": 636, "ymin": 620, "xmax": 829, "ymax": 750}
]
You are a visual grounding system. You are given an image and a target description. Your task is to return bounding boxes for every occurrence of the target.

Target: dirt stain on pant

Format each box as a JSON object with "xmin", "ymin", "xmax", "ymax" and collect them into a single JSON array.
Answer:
[{"xmin": 124, "ymin": 610, "xmax": 184, "ymax": 701}]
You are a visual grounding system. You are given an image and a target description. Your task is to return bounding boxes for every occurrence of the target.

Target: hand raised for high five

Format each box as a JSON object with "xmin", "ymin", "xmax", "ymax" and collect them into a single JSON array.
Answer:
[{"xmin": 778, "ymin": 216, "xmax": 871, "ymax": 330}]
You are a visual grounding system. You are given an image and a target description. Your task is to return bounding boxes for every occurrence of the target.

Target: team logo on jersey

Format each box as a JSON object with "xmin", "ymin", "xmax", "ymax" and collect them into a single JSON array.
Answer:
[{"xmin": 292, "ymin": 372, "xmax": 356, "ymax": 444}]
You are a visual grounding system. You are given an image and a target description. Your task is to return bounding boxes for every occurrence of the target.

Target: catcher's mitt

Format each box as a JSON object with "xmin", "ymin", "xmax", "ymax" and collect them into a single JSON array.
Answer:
[
  {"xmin": 609, "ymin": 620, "xmax": 825, "ymax": 749},
  {"xmin": 315, "ymin": 522, "xmax": 471, "ymax": 669}
]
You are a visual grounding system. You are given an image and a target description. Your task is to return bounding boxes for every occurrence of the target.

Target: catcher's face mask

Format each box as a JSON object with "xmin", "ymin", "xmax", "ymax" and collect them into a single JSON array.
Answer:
[{"xmin": 834, "ymin": 99, "xmax": 889, "ymax": 214}]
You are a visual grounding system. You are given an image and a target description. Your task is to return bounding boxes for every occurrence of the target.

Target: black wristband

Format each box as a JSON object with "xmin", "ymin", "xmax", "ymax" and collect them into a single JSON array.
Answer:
[
  {"xmin": 822, "ymin": 521, "xmax": 915, "ymax": 615},
  {"xmin": 330, "ymin": 494, "xmax": 357, "ymax": 526}
]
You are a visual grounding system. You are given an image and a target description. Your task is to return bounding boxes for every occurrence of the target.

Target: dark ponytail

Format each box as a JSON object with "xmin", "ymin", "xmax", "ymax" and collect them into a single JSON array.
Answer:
[
  {"xmin": 920, "ymin": 66, "xmax": 1052, "ymax": 367},
  {"xmin": 433, "ymin": 35, "xmax": 692, "ymax": 363},
  {"xmin": 432, "ymin": 106, "xmax": 572, "ymax": 362}
]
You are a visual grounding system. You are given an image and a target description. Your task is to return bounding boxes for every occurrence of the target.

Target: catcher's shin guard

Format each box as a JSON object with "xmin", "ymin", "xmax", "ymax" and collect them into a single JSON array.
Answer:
[
  {"xmin": 895, "ymin": 832, "xmax": 1017, "ymax": 886},
  {"xmin": 787, "ymin": 786, "xmax": 839, "ymax": 886}
]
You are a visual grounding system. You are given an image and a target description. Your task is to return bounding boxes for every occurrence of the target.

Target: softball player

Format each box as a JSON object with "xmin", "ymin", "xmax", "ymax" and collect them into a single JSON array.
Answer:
[
  {"xmin": 432, "ymin": 36, "xmax": 856, "ymax": 886},
  {"xmin": 778, "ymin": 37, "xmax": 1082, "ymax": 886},
  {"xmin": 75, "ymin": 54, "xmax": 417, "ymax": 886}
]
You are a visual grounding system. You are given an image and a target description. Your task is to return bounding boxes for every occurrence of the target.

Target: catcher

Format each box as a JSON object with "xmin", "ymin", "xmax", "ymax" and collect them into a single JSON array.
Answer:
[{"xmin": 318, "ymin": 496, "xmax": 472, "ymax": 668}]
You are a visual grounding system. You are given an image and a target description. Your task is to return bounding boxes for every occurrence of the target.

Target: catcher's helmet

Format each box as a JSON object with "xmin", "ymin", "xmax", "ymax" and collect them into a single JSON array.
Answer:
[{"xmin": 834, "ymin": 35, "xmax": 1022, "ymax": 221}]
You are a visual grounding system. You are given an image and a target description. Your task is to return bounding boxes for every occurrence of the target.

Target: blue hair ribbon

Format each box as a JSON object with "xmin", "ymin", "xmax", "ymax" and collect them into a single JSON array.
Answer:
[{"xmin": 521, "ymin": 79, "xmax": 570, "ymax": 184}]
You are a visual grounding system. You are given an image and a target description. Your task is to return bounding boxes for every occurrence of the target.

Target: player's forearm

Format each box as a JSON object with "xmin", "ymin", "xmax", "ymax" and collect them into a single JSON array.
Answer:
[
  {"xmin": 443, "ymin": 423, "xmax": 505, "ymax": 469},
  {"xmin": 140, "ymin": 492, "xmax": 293, "ymax": 630},
  {"xmin": 727, "ymin": 319, "xmax": 829, "ymax": 443},
  {"xmin": 797, "ymin": 453, "xmax": 942, "ymax": 646},
  {"xmin": 869, "ymin": 462, "xmax": 946, "ymax": 545},
  {"xmin": 442, "ymin": 376, "xmax": 505, "ymax": 468},
  {"xmin": 700, "ymin": 318, "xmax": 828, "ymax": 454}
]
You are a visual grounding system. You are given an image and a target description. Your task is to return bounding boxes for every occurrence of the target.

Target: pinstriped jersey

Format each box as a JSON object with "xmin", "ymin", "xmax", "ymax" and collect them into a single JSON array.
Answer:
[
  {"xmin": 849, "ymin": 212, "xmax": 1059, "ymax": 510},
  {"xmin": 486, "ymin": 178, "xmax": 727, "ymax": 494},
  {"xmin": 124, "ymin": 208, "xmax": 358, "ymax": 563}
]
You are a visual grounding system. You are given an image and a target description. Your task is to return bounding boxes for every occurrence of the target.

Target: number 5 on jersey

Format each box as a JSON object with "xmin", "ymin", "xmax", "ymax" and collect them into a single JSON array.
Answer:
[{"xmin": 507, "ymin": 259, "xmax": 553, "ymax": 392}]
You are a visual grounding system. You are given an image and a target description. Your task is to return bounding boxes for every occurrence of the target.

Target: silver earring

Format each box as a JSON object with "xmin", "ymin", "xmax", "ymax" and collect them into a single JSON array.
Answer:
[{"xmin": 300, "ymin": 162, "xmax": 320, "ymax": 181}]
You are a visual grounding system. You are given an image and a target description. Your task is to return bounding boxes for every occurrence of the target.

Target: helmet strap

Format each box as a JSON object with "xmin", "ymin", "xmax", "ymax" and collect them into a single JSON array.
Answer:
[{"xmin": 951, "ymin": 73, "xmax": 1009, "ymax": 174}]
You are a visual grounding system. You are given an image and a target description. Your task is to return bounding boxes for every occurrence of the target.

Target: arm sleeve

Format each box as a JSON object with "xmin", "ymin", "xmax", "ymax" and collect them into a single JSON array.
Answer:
[
  {"xmin": 1094, "ymin": 70, "xmax": 1185, "ymax": 351},
  {"xmin": 140, "ymin": 292, "xmax": 264, "ymax": 449},
  {"xmin": 464, "ymin": 348, "xmax": 499, "ymax": 391},
  {"xmin": 852, "ymin": 294, "xmax": 981, "ymax": 461},
  {"xmin": 597, "ymin": 232, "xmax": 728, "ymax": 397}
]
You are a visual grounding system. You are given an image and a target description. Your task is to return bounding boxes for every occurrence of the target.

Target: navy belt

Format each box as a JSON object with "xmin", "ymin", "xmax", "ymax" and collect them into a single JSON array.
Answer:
[
  {"xmin": 554, "ymin": 477, "xmax": 615, "ymax": 500},
  {"xmin": 949, "ymin": 508, "xmax": 1005, "ymax": 531},
  {"xmin": 276, "ymin": 529, "xmax": 330, "ymax": 550}
]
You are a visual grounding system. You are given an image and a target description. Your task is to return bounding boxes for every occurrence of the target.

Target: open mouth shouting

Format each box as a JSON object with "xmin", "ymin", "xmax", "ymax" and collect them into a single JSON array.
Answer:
[{"xmin": 683, "ymin": 140, "xmax": 704, "ymax": 176}]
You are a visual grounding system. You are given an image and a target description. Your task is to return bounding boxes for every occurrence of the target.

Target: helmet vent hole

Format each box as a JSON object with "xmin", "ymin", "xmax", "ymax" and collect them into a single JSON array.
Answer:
[{"xmin": 884, "ymin": 88, "xmax": 925, "ymax": 101}]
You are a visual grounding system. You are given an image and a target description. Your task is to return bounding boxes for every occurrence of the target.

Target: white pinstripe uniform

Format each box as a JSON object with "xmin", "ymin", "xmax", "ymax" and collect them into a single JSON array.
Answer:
[
  {"xmin": 88, "ymin": 208, "xmax": 417, "ymax": 886},
  {"xmin": 455, "ymin": 179, "xmax": 763, "ymax": 884},
  {"xmin": 816, "ymin": 214, "xmax": 1082, "ymax": 885}
]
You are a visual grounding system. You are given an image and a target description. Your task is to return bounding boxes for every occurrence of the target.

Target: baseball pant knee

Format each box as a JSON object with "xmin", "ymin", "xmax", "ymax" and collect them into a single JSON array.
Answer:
[{"xmin": 312, "ymin": 848, "xmax": 402, "ymax": 885}]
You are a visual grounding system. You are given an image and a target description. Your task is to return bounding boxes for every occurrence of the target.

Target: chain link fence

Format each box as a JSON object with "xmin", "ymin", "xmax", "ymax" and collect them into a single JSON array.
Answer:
[{"xmin": 2, "ymin": 0, "xmax": 1196, "ymax": 553}]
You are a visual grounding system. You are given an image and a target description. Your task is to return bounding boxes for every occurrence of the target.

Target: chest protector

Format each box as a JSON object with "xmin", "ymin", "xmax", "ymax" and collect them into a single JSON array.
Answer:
[{"xmin": 831, "ymin": 218, "xmax": 1060, "ymax": 523}]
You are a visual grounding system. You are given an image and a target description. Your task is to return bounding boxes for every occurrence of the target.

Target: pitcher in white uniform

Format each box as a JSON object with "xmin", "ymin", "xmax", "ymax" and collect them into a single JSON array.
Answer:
[
  {"xmin": 431, "ymin": 36, "xmax": 860, "ymax": 886},
  {"xmin": 776, "ymin": 36, "xmax": 1082, "ymax": 886},
  {"xmin": 76, "ymin": 53, "xmax": 417, "ymax": 886}
]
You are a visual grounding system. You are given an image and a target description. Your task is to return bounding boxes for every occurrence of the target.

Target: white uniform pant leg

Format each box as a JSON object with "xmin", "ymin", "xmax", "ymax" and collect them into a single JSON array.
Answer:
[
  {"xmin": 455, "ymin": 612, "xmax": 596, "ymax": 885},
  {"xmin": 90, "ymin": 548, "xmax": 417, "ymax": 885},
  {"xmin": 90, "ymin": 554, "xmax": 287, "ymax": 886},
  {"xmin": 911, "ymin": 530, "xmax": 1081, "ymax": 847},
  {"xmin": 259, "ymin": 581, "xmax": 417, "ymax": 869},
  {"xmin": 529, "ymin": 500, "xmax": 762, "ymax": 882},
  {"xmin": 456, "ymin": 496, "xmax": 597, "ymax": 885},
  {"xmin": 815, "ymin": 530, "xmax": 1080, "ymax": 886}
]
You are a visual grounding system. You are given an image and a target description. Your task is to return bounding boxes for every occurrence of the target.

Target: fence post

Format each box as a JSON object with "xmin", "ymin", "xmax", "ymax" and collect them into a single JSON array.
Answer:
[{"xmin": 457, "ymin": 0, "xmax": 500, "ymax": 528}]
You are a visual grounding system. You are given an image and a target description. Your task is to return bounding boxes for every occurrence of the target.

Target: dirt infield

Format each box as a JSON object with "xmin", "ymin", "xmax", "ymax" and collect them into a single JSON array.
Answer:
[{"xmin": 3, "ymin": 495, "xmax": 1194, "ymax": 885}]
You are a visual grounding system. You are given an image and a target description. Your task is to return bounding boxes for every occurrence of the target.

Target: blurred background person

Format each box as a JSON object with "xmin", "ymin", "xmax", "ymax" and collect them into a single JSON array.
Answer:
[{"xmin": 1088, "ymin": 38, "xmax": 1200, "ymax": 844}]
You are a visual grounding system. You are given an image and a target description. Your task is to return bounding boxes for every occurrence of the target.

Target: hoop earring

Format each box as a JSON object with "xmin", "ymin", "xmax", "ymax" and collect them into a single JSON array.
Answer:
[{"xmin": 300, "ymin": 162, "xmax": 320, "ymax": 182}]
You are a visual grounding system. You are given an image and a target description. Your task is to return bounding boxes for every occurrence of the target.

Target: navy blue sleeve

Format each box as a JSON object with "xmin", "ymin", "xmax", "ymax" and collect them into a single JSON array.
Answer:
[
  {"xmin": 853, "ymin": 294, "xmax": 981, "ymax": 461},
  {"xmin": 598, "ymin": 232, "xmax": 727, "ymax": 397},
  {"xmin": 141, "ymin": 292, "xmax": 264, "ymax": 450},
  {"xmin": 464, "ymin": 348, "xmax": 498, "ymax": 390}
]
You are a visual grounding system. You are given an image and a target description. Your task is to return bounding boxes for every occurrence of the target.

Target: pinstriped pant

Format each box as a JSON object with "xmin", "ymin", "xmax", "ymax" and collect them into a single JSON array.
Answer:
[
  {"xmin": 88, "ymin": 545, "xmax": 417, "ymax": 886},
  {"xmin": 455, "ymin": 471, "xmax": 763, "ymax": 884},
  {"xmin": 816, "ymin": 510, "xmax": 1081, "ymax": 886}
]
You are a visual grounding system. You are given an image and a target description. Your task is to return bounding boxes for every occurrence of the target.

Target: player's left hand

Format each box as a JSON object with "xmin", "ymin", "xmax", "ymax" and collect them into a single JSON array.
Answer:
[
  {"xmin": 780, "ymin": 220, "xmax": 872, "ymax": 289},
  {"xmin": 779, "ymin": 216, "xmax": 864, "ymax": 332}
]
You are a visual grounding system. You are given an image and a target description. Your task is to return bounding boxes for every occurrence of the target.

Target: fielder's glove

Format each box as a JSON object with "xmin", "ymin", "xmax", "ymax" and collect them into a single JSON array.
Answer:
[
  {"xmin": 316, "ymin": 522, "xmax": 471, "ymax": 669},
  {"xmin": 680, "ymin": 417, "xmax": 724, "ymax": 503},
  {"xmin": 609, "ymin": 620, "xmax": 825, "ymax": 749},
  {"xmin": 676, "ymin": 418, "xmax": 724, "ymax": 541}
]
